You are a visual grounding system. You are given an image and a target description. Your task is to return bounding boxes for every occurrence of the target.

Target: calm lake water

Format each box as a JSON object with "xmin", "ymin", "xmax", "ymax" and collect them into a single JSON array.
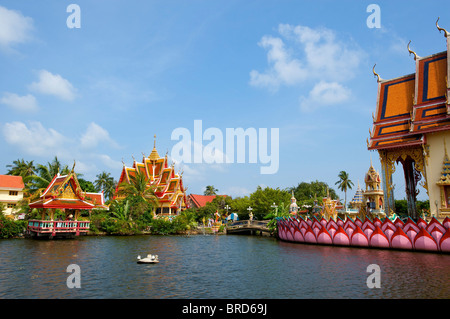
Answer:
[{"xmin": 0, "ymin": 234, "xmax": 449, "ymax": 299}]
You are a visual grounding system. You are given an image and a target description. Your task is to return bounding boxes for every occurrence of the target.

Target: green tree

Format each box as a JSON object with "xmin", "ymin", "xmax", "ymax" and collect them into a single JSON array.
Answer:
[
  {"xmin": 289, "ymin": 180, "xmax": 337, "ymax": 213},
  {"xmin": 27, "ymin": 157, "xmax": 71, "ymax": 194},
  {"xmin": 94, "ymin": 171, "xmax": 116, "ymax": 201},
  {"xmin": 116, "ymin": 170, "xmax": 158, "ymax": 207},
  {"xmin": 335, "ymin": 171, "xmax": 354, "ymax": 209},
  {"xmin": 249, "ymin": 186, "xmax": 291, "ymax": 220},
  {"xmin": 264, "ymin": 201, "xmax": 290, "ymax": 234},
  {"xmin": 78, "ymin": 178, "xmax": 96, "ymax": 193},
  {"xmin": 6, "ymin": 159, "xmax": 36, "ymax": 178},
  {"xmin": 204, "ymin": 185, "xmax": 218, "ymax": 195},
  {"xmin": 230, "ymin": 196, "xmax": 252, "ymax": 220}
]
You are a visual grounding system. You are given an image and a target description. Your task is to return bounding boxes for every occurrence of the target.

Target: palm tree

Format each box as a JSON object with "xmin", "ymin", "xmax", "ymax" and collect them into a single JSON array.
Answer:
[
  {"xmin": 27, "ymin": 157, "xmax": 71, "ymax": 197},
  {"xmin": 335, "ymin": 171, "xmax": 354, "ymax": 210},
  {"xmin": 116, "ymin": 170, "xmax": 158, "ymax": 206},
  {"xmin": 6, "ymin": 159, "xmax": 36, "ymax": 178},
  {"xmin": 94, "ymin": 171, "xmax": 116, "ymax": 201},
  {"xmin": 204, "ymin": 185, "xmax": 218, "ymax": 196}
]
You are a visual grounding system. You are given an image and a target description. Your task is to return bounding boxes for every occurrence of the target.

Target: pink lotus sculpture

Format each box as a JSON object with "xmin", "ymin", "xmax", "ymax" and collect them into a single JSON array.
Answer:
[{"xmin": 277, "ymin": 216, "xmax": 450, "ymax": 253}]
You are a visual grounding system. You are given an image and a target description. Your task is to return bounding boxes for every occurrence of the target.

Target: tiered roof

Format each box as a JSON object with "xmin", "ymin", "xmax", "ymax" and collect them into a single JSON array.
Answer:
[
  {"xmin": 368, "ymin": 21, "xmax": 450, "ymax": 150},
  {"xmin": 29, "ymin": 171, "xmax": 107, "ymax": 210},
  {"xmin": 115, "ymin": 140, "xmax": 188, "ymax": 211},
  {"xmin": 350, "ymin": 182, "xmax": 364, "ymax": 205}
]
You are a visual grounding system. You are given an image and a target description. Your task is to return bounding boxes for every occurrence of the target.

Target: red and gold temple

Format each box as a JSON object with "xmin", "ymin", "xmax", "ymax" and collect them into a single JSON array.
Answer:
[
  {"xmin": 27, "ymin": 168, "xmax": 107, "ymax": 238},
  {"xmin": 368, "ymin": 19, "xmax": 450, "ymax": 220},
  {"xmin": 114, "ymin": 139, "xmax": 188, "ymax": 216}
]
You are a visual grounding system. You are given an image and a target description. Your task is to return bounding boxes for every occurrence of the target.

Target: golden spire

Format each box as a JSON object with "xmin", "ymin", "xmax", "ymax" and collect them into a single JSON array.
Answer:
[
  {"xmin": 436, "ymin": 17, "xmax": 449, "ymax": 38},
  {"xmin": 149, "ymin": 134, "xmax": 160, "ymax": 161}
]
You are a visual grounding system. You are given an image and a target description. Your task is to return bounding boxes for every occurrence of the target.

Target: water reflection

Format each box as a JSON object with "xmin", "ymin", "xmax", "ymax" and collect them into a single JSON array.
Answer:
[{"xmin": 0, "ymin": 235, "xmax": 449, "ymax": 298}]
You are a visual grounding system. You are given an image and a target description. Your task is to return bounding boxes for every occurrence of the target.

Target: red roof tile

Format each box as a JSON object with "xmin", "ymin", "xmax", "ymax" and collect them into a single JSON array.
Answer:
[
  {"xmin": 188, "ymin": 194, "xmax": 227, "ymax": 208},
  {"xmin": 0, "ymin": 175, "xmax": 24, "ymax": 189}
]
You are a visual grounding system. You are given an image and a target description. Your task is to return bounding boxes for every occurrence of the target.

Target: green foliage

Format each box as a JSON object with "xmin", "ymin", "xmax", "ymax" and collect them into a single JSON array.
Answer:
[
  {"xmin": 0, "ymin": 213, "xmax": 27, "ymax": 239},
  {"xmin": 204, "ymin": 185, "xmax": 218, "ymax": 195},
  {"xmin": 394, "ymin": 199, "xmax": 430, "ymax": 217},
  {"xmin": 150, "ymin": 218, "xmax": 184, "ymax": 235},
  {"xmin": 335, "ymin": 171, "xmax": 354, "ymax": 208},
  {"xmin": 250, "ymin": 186, "xmax": 291, "ymax": 220},
  {"xmin": 290, "ymin": 180, "xmax": 337, "ymax": 212},
  {"xmin": 94, "ymin": 171, "xmax": 116, "ymax": 201},
  {"xmin": 78, "ymin": 178, "xmax": 96, "ymax": 193},
  {"xmin": 264, "ymin": 202, "xmax": 290, "ymax": 234}
]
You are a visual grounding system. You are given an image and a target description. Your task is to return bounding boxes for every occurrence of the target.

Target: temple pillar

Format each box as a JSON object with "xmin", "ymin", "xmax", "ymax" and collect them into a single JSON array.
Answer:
[{"xmin": 379, "ymin": 150, "xmax": 396, "ymax": 216}]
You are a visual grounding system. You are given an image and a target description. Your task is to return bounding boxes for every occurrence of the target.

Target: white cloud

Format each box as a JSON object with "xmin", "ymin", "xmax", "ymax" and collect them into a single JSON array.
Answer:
[
  {"xmin": 2, "ymin": 121, "xmax": 122, "ymax": 180},
  {"xmin": 80, "ymin": 122, "xmax": 119, "ymax": 149},
  {"xmin": 0, "ymin": 92, "xmax": 38, "ymax": 112},
  {"xmin": 249, "ymin": 35, "xmax": 307, "ymax": 91},
  {"xmin": 250, "ymin": 23, "xmax": 364, "ymax": 111},
  {"xmin": 299, "ymin": 81, "xmax": 351, "ymax": 112},
  {"xmin": 0, "ymin": 6, "xmax": 34, "ymax": 51},
  {"xmin": 29, "ymin": 70, "xmax": 77, "ymax": 101},
  {"xmin": 2, "ymin": 121, "xmax": 68, "ymax": 156}
]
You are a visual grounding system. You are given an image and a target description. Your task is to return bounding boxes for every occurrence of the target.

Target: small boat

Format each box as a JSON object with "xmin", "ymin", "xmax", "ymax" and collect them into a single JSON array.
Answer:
[{"xmin": 137, "ymin": 254, "xmax": 159, "ymax": 264}]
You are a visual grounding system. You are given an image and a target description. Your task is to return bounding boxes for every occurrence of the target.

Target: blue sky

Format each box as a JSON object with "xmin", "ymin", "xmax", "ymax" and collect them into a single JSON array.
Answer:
[{"xmin": 1, "ymin": 1, "xmax": 448, "ymax": 202}]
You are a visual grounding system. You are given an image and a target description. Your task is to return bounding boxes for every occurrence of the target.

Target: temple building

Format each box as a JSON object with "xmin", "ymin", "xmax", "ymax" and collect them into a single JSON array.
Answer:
[
  {"xmin": 368, "ymin": 19, "xmax": 450, "ymax": 220},
  {"xmin": 27, "ymin": 167, "xmax": 106, "ymax": 238},
  {"xmin": 114, "ymin": 138, "xmax": 188, "ymax": 216},
  {"xmin": 362, "ymin": 163, "xmax": 385, "ymax": 217}
]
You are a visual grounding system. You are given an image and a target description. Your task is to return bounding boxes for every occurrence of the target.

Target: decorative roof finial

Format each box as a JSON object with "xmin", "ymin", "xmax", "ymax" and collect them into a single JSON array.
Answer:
[
  {"xmin": 407, "ymin": 40, "xmax": 419, "ymax": 60},
  {"xmin": 372, "ymin": 64, "xmax": 381, "ymax": 82},
  {"xmin": 71, "ymin": 160, "xmax": 76, "ymax": 173},
  {"xmin": 153, "ymin": 134, "xmax": 156, "ymax": 148},
  {"xmin": 436, "ymin": 17, "xmax": 449, "ymax": 38}
]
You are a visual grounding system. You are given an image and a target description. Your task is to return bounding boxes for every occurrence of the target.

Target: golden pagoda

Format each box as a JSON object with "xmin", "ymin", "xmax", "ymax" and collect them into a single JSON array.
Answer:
[
  {"xmin": 362, "ymin": 161, "xmax": 385, "ymax": 218},
  {"xmin": 114, "ymin": 136, "xmax": 188, "ymax": 216}
]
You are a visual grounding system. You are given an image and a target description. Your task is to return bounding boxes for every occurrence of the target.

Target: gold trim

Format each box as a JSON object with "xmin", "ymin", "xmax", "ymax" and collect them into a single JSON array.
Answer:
[
  {"xmin": 407, "ymin": 40, "xmax": 419, "ymax": 61},
  {"xmin": 436, "ymin": 17, "xmax": 449, "ymax": 38},
  {"xmin": 372, "ymin": 64, "xmax": 381, "ymax": 82}
]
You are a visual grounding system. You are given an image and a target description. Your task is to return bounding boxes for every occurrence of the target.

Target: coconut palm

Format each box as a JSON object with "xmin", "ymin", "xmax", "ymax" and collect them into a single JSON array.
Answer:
[
  {"xmin": 94, "ymin": 171, "xmax": 116, "ymax": 200},
  {"xmin": 6, "ymin": 159, "xmax": 36, "ymax": 178},
  {"xmin": 335, "ymin": 171, "xmax": 354, "ymax": 210},
  {"xmin": 26, "ymin": 157, "xmax": 71, "ymax": 197},
  {"xmin": 204, "ymin": 185, "xmax": 218, "ymax": 196},
  {"xmin": 116, "ymin": 170, "xmax": 158, "ymax": 206}
]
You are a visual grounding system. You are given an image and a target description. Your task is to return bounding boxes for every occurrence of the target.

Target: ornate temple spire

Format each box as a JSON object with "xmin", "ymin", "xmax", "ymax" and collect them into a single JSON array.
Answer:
[{"xmin": 149, "ymin": 134, "xmax": 160, "ymax": 161}]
